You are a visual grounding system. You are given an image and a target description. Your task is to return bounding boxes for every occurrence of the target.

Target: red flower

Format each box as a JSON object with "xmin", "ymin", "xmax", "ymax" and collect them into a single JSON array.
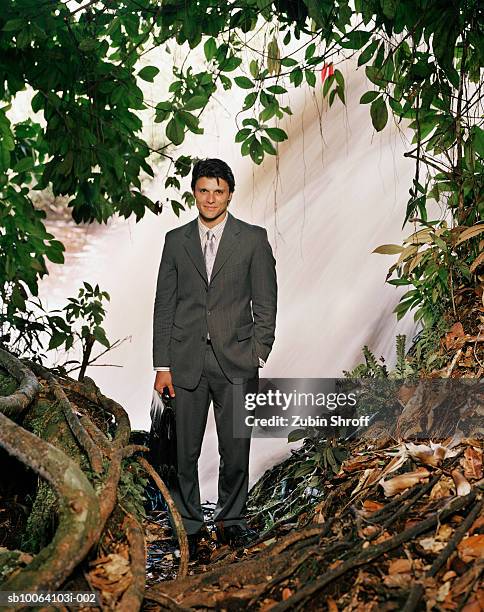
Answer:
[{"xmin": 321, "ymin": 63, "xmax": 334, "ymax": 83}]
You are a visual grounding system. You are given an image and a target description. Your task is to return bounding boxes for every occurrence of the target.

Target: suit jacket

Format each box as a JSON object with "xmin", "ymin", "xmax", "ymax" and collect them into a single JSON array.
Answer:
[{"xmin": 153, "ymin": 212, "xmax": 277, "ymax": 388}]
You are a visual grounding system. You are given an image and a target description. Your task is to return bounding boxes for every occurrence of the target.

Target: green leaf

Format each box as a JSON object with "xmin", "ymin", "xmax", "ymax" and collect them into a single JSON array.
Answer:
[
  {"xmin": 336, "ymin": 85, "xmax": 345, "ymax": 104},
  {"xmin": 241, "ymin": 135, "xmax": 253, "ymax": 156},
  {"xmin": 220, "ymin": 56, "xmax": 242, "ymax": 72},
  {"xmin": 234, "ymin": 76, "xmax": 255, "ymax": 89},
  {"xmin": 305, "ymin": 42, "xmax": 316, "ymax": 61},
  {"xmin": 370, "ymin": 96, "xmax": 388, "ymax": 132},
  {"xmin": 365, "ymin": 65, "xmax": 386, "ymax": 87},
  {"xmin": 178, "ymin": 111, "xmax": 202, "ymax": 134},
  {"xmin": 219, "ymin": 75, "xmax": 232, "ymax": 90},
  {"xmin": 290, "ymin": 68, "xmax": 303, "ymax": 87},
  {"xmin": 242, "ymin": 91, "xmax": 258, "ymax": 110},
  {"xmin": 58, "ymin": 151, "xmax": 73, "ymax": 176},
  {"xmin": 242, "ymin": 118, "xmax": 259, "ymax": 128},
  {"xmin": 323, "ymin": 74, "xmax": 335, "ymax": 97},
  {"xmin": 14, "ymin": 157, "xmax": 34, "ymax": 173},
  {"xmin": 360, "ymin": 90, "xmax": 379, "ymax": 104},
  {"xmin": 305, "ymin": 70, "xmax": 316, "ymax": 87},
  {"xmin": 249, "ymin": 138, "xmax": 264, "ymax": 164},
  {"xmin": 79, "ymin": 39, "xmax": 99, "ymax": 52},
  {"xmin": 472, "ymin": 126, "xmax": 484, "ymax": 158},
  {"xmin": 3, "ymin": 19, "xmax": 25, "ymax": 32},
  {"xmin": 183, "ymin": 95, "xmax": 207, "ymax": 111},
  {"xmin": 380, "ymin": 0, "xmax": 397, "ymax": 19},
  {"xmin": 31, "ymin": 92, "xmax": 44, "ymax": 113},
  {"xmin": 267, "ymin": 85, "xmax": 287, "ymax": 94},
  {"xmin": 235, "ymin": 128, "xmax": 251, "ymax": 143},
  {"xmin": 281, "ymin": 57, "xmax": 298, "ymax": 67},
  {"xmin": 204, "ymin": 37, "xmax": 217, "ymax": 61},
  {"xmin": 249, "ymin": 60, "xmax": 259, "ymax": 78},
  {"xmin": 48, "ymin": 331, "xmax": 66, "ymax": 351},
  {"xmin": 260, "ymin": 136, "xmax": 277, "ymax": 155},
  {"xmin": 334, "ymin": 69, "xmax": 344, "ymax": 90},
  {"xmin": 264, "ymin": 127, "xmax": 288, "ymax": 142},
  {"xmin": 358, "ymin": 39, "xmax": 379, "ymax": 66},
  {"xmin": 166, "ymin": 117, "xmax": 185, "ymax": 145},
  {"xmin": 93, "ymin": 325, "xmax": 110, "ymax": 348},
  {"xmin": 287, "ymin": 429, "xmax": 307, "ymax": 443},
  {"xmin": 340, "ymin": 30, "xmax": 371, "ymax": 50},
  {"xmin": 46, "ymin": 246, "xmax": 65, "ymax": 265},
  {"xmin": 138, "ymin": 65, "xmax": 159, "ymax": 82}
]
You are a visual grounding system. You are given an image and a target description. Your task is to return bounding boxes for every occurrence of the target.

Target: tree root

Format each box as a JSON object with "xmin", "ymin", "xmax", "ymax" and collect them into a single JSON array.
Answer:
[
  {"xmin": 0, "ymin": 411, "xmax": 100, "ymax": 591},
  {"xmin": 0, "ymin": 351, "xmax": 147, "ymax": 608},
  {"xmin": 28, "ymin": 362, "xmax": 103, "ymax": 474},
  {"xmin": 55, "ymin": 375, "xmax": 131, "ymax": 449},
  {"xmin": 403, "ymin": 498, "xmax": 484, "ymax": 612},
  {"xmin": 117, "ymin": 513, "xmax": 146, "ymax": 612},
  {"xmin": 271, "ymin": 491, "xmax": 477, "ymax": 611},
  {"xmin": 137, "ymin": 457, "xmax": 189, "ymax": 579},
  {"xmin": 0, "ymin": 347, "xmax": 40, "ymax": 417}
]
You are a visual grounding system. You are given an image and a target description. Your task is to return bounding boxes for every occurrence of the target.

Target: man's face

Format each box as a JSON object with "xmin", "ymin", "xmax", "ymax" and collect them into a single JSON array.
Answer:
[{"xmin": 194, "ymin": 176, "xmax": 232, "ymax": 224}]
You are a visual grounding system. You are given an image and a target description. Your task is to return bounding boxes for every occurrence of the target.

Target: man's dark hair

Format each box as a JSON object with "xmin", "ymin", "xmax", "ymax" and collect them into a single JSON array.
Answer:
[{"xmin": 191, "ymin": 158, "xmax": 235, "ymax": 193}]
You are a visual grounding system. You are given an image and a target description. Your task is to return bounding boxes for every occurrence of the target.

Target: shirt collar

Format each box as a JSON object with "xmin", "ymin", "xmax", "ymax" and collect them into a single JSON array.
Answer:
[{"xmin": 198, "ymin": 212, "xmax": 228, "ymax": 239}]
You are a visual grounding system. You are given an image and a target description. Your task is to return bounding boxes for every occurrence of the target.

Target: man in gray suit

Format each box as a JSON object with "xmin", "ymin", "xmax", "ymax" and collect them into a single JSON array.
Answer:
[{"xmin": 153, "ymin": 158, "xmax": 277, "ymax": 555}]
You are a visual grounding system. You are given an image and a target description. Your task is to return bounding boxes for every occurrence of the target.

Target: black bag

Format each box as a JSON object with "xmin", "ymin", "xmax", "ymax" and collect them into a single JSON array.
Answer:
[{"xmin": 148, "ymin": 388, "xmax": 178, "ymax": 487}]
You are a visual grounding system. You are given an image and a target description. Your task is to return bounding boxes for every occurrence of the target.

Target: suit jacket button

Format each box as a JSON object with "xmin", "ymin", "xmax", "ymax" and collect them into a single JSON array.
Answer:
[{"xmin": 207, "ymin": 311, "xmax": 211, "ymax": 315}]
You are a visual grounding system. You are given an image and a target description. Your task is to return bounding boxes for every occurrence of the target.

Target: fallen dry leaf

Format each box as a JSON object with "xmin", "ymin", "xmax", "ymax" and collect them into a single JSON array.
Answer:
[
  {"xmin": 281, "ymin": 588, "xmax": 292, "ymax": 601},
  {"xmin": 436, "ymin": 580, "xmax": 451, "ymax": 603},
  {"xmin": 469, "ymin": 515, "xmax": 484, "ymax": 535},
  {"xmin": 383, "ymin": 573, "xmax": 412, "ymax": 588},
  {"xmin": 342, "ymin": 455, "xmax": 379, "ymax": 472},
  {"xmin": 380, "ymin": 468, "xmax": 430, "ymax": 497},
  {"xmin": 361, "ymin": 499, "xmax": 384, "ymax": 513},
  {"xmin": 462, "ymin": 600, "xmax": 482, "ymax": 612},
  {"xmin": 446, "ymin": 322, "xmax": 466, "ymax": 350},
  {"xmin": 361, "ymin": 525, "xmax": 379, "ymax": 538},
  {"xmin": 436, "ymin": 524, "xmax": 454, "ymax": 541},
  {"xmin": 430, "ymin": 475, "xmax": 455, "ymax": 499},
  {"xmin": 451, "ymin": 469, "xmax": 472, "ymax": 496},
  {"xmin": 397, "ymin": 384, "xmax": 417, "ymax": 405},
  {"xmin": 326, "ymin": 596, "xmax": 338, "ymax": 612},
  {"xmin": 374, "ymin": 531, "xmax": 392, "ymax": 544},
  {"xmin": 406, "ymin": 442, "xmax": 442, "ymax": 467},
  {"xmin": 442, "ymin": 570, "xmax": 457, "ymax": 582},
  {"xmin": 419, "ymin": 537, "xmax": 447, "ymax": 553},
  {"xmin": 457, "ymin": 535, "xmax": 484, "ymax": 562},
  {"xmin": 388, "ymin": 558, "xmax": 412, "ymax": 574},
  {"xmin": 462, "ymin": 446, "xmax": 483, "ymax": 480}
]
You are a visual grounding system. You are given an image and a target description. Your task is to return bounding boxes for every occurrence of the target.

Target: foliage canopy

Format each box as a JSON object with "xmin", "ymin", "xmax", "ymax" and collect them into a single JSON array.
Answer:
[{"xmin": 0, "ymin": 0, "xmax": 482, "ymax": 356}]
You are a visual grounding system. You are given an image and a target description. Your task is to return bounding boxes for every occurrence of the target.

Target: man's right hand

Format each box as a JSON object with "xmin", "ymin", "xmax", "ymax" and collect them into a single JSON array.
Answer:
[{"xmin": 154, "ymin": 370, "xmax": 175, "ymax": 397}]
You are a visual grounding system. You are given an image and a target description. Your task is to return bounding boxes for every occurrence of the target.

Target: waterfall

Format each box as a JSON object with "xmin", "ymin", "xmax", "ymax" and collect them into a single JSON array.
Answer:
[{"xmin": 40, "ymin": 61, "xmax": 417, "ymax": 499}]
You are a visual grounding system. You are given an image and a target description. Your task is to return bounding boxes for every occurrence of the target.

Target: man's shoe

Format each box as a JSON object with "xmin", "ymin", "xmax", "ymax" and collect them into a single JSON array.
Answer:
[
  {"xmin": 217, "ymin": 524, "xmax": 258, "ymax": 549},
  {"xmin": 187, "ymin": 532, "xmax": 201, "ymax": 559},
  {"xmin": 186, "ymin": 530, "xmax": 212, "ymax": 562}
]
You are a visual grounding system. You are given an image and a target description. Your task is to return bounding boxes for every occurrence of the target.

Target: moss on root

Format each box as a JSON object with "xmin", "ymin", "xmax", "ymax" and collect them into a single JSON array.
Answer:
[
  {"xmin": 0, "ymin": 367, "xmax": 18, "ymax": 397},
  {"xmin": 20, "ymin": 399, "xmax": 91, "ymax": 553}
]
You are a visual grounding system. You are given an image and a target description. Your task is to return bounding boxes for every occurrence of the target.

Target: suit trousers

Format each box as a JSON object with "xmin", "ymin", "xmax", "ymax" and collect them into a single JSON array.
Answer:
[{"xmin": 171, "ymin": 342, "xmax": 257, "ymax": 535}]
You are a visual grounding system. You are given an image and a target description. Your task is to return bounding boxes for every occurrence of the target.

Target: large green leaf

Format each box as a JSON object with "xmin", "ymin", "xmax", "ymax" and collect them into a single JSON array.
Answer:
[
  {"xmin": 264, "ymin": 127, "xmax": 288, "ymax": 142},
  {"xmin": 166, "ymin": 117, "xmax": 185, "ymax": 145},
  {"xmin": 370, "ymin": 96, "xmax": 388, "ymax": 131},
  {"xmin": 138, "ymin": 66, "xmax": 159, "ymax": 82}
]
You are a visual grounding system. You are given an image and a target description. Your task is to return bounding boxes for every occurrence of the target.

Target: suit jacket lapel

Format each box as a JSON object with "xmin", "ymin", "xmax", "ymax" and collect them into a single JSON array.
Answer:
[
  {"xmin": 183, "ymin": 219, "xmax": 208, "ymax": 284},
  {"xmin": 210, "ymin": 213, "xmax": 240, "ymax": 282}
]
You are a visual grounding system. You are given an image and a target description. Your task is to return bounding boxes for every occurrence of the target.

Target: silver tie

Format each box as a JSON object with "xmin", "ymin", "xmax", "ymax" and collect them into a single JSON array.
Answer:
[{"xmin": 203, "ymin": 230, "xmax": 216, "ymax": 282}]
